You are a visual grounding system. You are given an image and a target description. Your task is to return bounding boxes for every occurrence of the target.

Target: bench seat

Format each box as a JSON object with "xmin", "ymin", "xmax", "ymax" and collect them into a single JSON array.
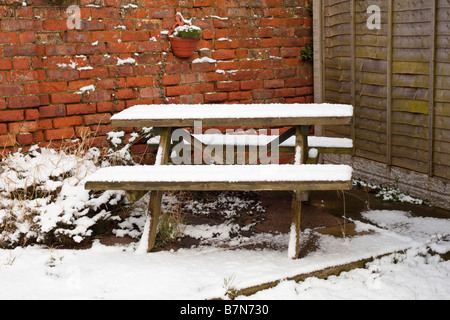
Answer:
[{"xmin": 85, "ymin": 164, "xmax": 353, "ymax": 192}]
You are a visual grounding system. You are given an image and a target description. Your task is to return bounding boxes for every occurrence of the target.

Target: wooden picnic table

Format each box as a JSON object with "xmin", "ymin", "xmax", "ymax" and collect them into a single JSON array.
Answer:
[{"xmin": 85, "ymin": 103, "xmax": 354, "ymax": 259}]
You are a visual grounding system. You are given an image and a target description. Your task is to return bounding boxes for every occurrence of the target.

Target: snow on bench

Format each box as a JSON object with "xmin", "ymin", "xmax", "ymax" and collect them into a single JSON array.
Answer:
[
  {"xmin": 110, "ymin": 103, "xmax": 354, "ymax": 127},
  {"xmin": 85, "ymin": 164, "xmax": 353, "ymax": 192}
]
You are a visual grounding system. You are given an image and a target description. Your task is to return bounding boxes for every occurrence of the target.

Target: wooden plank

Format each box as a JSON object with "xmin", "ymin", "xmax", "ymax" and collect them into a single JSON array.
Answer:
[
  {"xmin": 112, "ymin": 116, "xmax": 354, "ymax": 128},
  {"xmin": 86, "ymin": 177, "xmax": 353, "ymax": 192}
]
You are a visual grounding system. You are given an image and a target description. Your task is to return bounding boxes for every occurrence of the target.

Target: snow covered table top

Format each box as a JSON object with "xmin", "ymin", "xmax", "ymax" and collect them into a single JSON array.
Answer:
[
  {"xmin": 110, "ymin": 103, "xmax": 354, "ymax": 127},
  {"xmin": 85, "ymin": 164, "xmax": 353, "ymax": 192}
]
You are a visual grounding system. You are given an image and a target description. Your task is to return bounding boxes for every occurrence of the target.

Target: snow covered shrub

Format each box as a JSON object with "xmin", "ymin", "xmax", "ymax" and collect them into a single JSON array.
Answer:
[
  {"xmin": 104, "ymin": 127, "xmax": 155, "ymax": 166},
  {"xmin": 0, "ymin": 144, "xmax": 128, "ymax": 248}
]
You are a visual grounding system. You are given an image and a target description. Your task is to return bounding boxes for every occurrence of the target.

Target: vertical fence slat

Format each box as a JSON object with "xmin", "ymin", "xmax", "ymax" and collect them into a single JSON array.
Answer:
[
  {"xmin": 387, "ymin": 0, "xmax": 393, "ymax": 168},
  {"xmin": 429, "ymin": 0, "xmax": 437, "ymax": 177}
]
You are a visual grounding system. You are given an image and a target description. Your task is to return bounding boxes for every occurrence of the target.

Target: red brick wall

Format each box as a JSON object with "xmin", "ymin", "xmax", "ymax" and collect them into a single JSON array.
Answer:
[{"xmin": 0, "ymin": 0, "xmax": 313, "ymax": 152}]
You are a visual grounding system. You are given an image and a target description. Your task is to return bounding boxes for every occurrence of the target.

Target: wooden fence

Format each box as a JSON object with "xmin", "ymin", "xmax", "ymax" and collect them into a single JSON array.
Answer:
[{"xmin": 313, "ymin": 0, "xmax": 450, "ymax": 208}]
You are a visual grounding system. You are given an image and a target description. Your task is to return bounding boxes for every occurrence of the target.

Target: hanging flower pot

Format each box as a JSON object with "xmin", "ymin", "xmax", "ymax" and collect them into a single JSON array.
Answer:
[{"xmin": 168, "ymin": 23, "xmax": 202, "ymax": 59}]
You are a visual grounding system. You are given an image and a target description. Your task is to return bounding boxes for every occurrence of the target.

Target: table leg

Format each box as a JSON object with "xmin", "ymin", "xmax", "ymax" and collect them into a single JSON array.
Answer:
[
  {"xmin": 289, "ymin": 125, "xmax": 310, "ymax": 259},
  {"xmin": 147, "ymin": 127, "xmax": 172, "ymax": 253}
]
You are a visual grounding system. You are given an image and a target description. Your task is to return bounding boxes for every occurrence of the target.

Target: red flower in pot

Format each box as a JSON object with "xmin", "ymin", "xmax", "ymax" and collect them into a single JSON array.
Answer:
[{"xmin": 168, "ymin": 18, "xmax": 202, "ymax": 59}]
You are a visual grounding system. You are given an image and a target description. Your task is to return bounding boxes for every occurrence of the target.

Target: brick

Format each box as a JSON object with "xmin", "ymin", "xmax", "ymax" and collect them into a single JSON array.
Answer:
[
  {"xmin": 135, "ymin": 42, "xmax": 162, "ymax": 52},
  {"xmin": 140, "ymin": 87, "xmax": 160, "ymax": 99},
  {"xmin": 40, "ymin": 82, "xmax": 68, "ymax": 93},
  {"xmin": 3, "ymin": 44, "xmax": 39, "ymax": 57},
  {"xmin": 8, "ymin": 121, "xmax": 38, "ymax": 134},
  {"xmin": 0, "ymin": 135, "xmax": 16, "ymax": 147},
  {"xmin": 264, "ymin": 79, "xmax": 284, "ymax": 89},
  {"xmin": 6, "ymin": 70, "xmax": 44, "ymax": 83},
  {"xmin": 116, "ymin": 88, "xmax": 138, "ymax": 100},
  {"xmin": 84, "ymin": 90, "xmax": 112, "ymax": 103},
  {"xmin": 229, "ymin": 70, "xmax": 253, "ymax": 81},
  {"xmin": 76, "ymin": 43, "xmax": 106, "ymax": 55},
  {"xmin": 252, "ymin": 89, "xmax": 275, "ymax": 100},
  {"xmin": 212, "ymin": 50, "xmax": 236, "ymax": 60},
  {"xmin": 276, "ymin": 68, "xmax": 297, "ymax": 79},
  {"xmin": 192, "ymin": 83, "xmax": 214, "ymax": 94},
  {"xmin": 44, "ymin": 128, "xmax": 75, "ymax": 141},
  {"xmin": 262, "ymin": 38, "xmax": 284, "ymax": 48},
  {"xmin": 63, "ymin": 31, "xmax": 92, "ymax": 43},
  {"xmin": 283, "ymin": 17, "xmax": 304, "ymax": 27},
  {"xmin": 216, "ymin": 81, "xmax": 240, "ymax": 92},
  {"xmin": 43, "ymin": 20, "xmax": 68, "ymax": 31},
  {"xmin": 51, "ymin": 92, "xmax": 82, "ymax": 104},
  {"xmin": 204, "ymin": 92, "xmax": 227, "ymax": 102},
  {"xmin": 25, "ymin": 109, "xmax": 40, "ymax": 121},
  {"xmin": 8, "ymin": 96, "xmax": 41, "ymax": 109},
  {"xmin": 98, "ymin": 78, "xmax": 126, "ymax": 90},
  {"xmin": 240, "ymin": 80, "xmax": 263, "ymax": 90},
  {"xmin": 1, "ymin": 20, "xmax": 42, "ymax": 31},
  {"xmin": 166, "ymin": 85, "xmax": 191, "ymax": 97},
  {"xmin": 295, "ymin": 86, "xmax": 314, "ymax": 96},
  {"xmin": 0, "ymin": 123, "xmax": 6, "ymax": 135},
  {"xmin": 180, "ymin": 73, "xmax": 206, "ymax": 84},
  {"xmin": 16, "ymin": 134, "xmax": 33, "ymax": 146},
  {"xmin": 122, "ymin": 31, "xmax": 150, "ymax": 42},
  {"xmin": 79, "ymin": 67, "xmax": 108, "ymax": 79},
  {"xmin": 0, "ymin": 59, "xmax": 12, "ymax": 70},
  {"xmin": 280, "ymin": 47, "xmax": 301, "ymax": 58},
  {"xmin": 149, "ymin": 9, "xmax": 175, "ymax": 19},
  {"xmin": 0, "ymin": 110, "xmax": 24, "ymax": 122},
  {"xmin": 0, "ymin": 32, "xmax": 18, "ymax": 44},
  {"xmin": 97, "ymin": 101, "xmax": 125, "ymax": 113},
  {"xmin": 53, "ymin": 116, "xmax": 83, "ymax": 128},
  {"xmin": 90, "ymin": 7, "xmax": 120, "ymax": 18},
  {"xmin": 162, "ymin": 74, "xmax": 180, "ymax": 86},
  {"xmin": 46, "ymin": 44, "xmax": 76, "ymax": 56},
  {"xmin": 261, "ymin": 18, "xmax": 282, "ymax": 27},
  {"xmin": 194, "ymin": 0, "xmax": 214, "ymax": 6},
  {"xmin": 12, "ymin": 58, "xmax": 30, "ymax": 70},
  {"xmin": 274, "ymin": 88, "xmax": 296, "ymax": 98},
  {"xmin": 20, "ymin": 31, "xmax": 37, "ymax": 43},
  {"xmin": 239, "ymin": 59, "xmax": 263, "ymax": 69},
  {"xmin": 39, "ymin": 105, "xmax": 66, "ymax": 118},
  {"xmin": 48, "ymin": 69, "xmax": 79, "ymax": 81},
  {"xmin": 192, "ymin": 62, "xmax": 217, "ymax": 73},
  {"xmin": 0, "ymin": 85, "xmax": 23, "ymax": 96},
  {"xmin": 37, "ymin": 119, "xmax": 53, "ymax": 130},
  {"xmin": 239, "ymin": 39, "xmax": 262, "ymax": 48},
  {"xmin": 92, "ymin": 31, "xmax": 121, "ymax": 42},
  {"xmin": 67, "ymin": 103, "xmax": 96, "ymax": 115},
  {"xmin": 83, "ymin": 113, "xmax": 111, "ymax": 125},
  {"xmin": 106, "ymin": 43, "xmax": 135, "ymax": 54},
  {"xmin": 285, "ymin": 77, "xmax": 306, "ymax": 87},
  {"xmin": 127, "ymin": 76, "xmax": 154, "ymax": 87},
  {"xmin": 68, "ymin": 79, "xmax": 95, "ymax": 91},
  {"xmin": 214, "ymin": 39, "xmax": 238, "ymax": 50},
  {"xmin": 228, "ymin": 91, "xmax": 252, "ymax": 101}
]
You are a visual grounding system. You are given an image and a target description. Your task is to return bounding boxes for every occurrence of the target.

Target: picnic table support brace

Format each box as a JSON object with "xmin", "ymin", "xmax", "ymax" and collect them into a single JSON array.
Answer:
[
  {"xmin": 147, "ymin": 127, "xmax": 172, "ymax": 253},
  {"xmin": 289, "ymin": 125, "xmax": 310, "ymax": 259}
]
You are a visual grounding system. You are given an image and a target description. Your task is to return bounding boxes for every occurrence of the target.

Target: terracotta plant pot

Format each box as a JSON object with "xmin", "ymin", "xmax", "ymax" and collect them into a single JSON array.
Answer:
[{"xmin": 169, "ymin": 37, "xmax": 200, "ymax": 59}]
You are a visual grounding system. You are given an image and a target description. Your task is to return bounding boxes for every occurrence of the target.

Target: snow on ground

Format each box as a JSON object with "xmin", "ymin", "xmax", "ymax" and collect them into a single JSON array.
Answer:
[
  {"xmin": 0, "ymin": 143, "xmax": 449, "ymax": 300},
  {"xmin": 0, "ymin": 209, "xmax": 449, "ymax": 300}
]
